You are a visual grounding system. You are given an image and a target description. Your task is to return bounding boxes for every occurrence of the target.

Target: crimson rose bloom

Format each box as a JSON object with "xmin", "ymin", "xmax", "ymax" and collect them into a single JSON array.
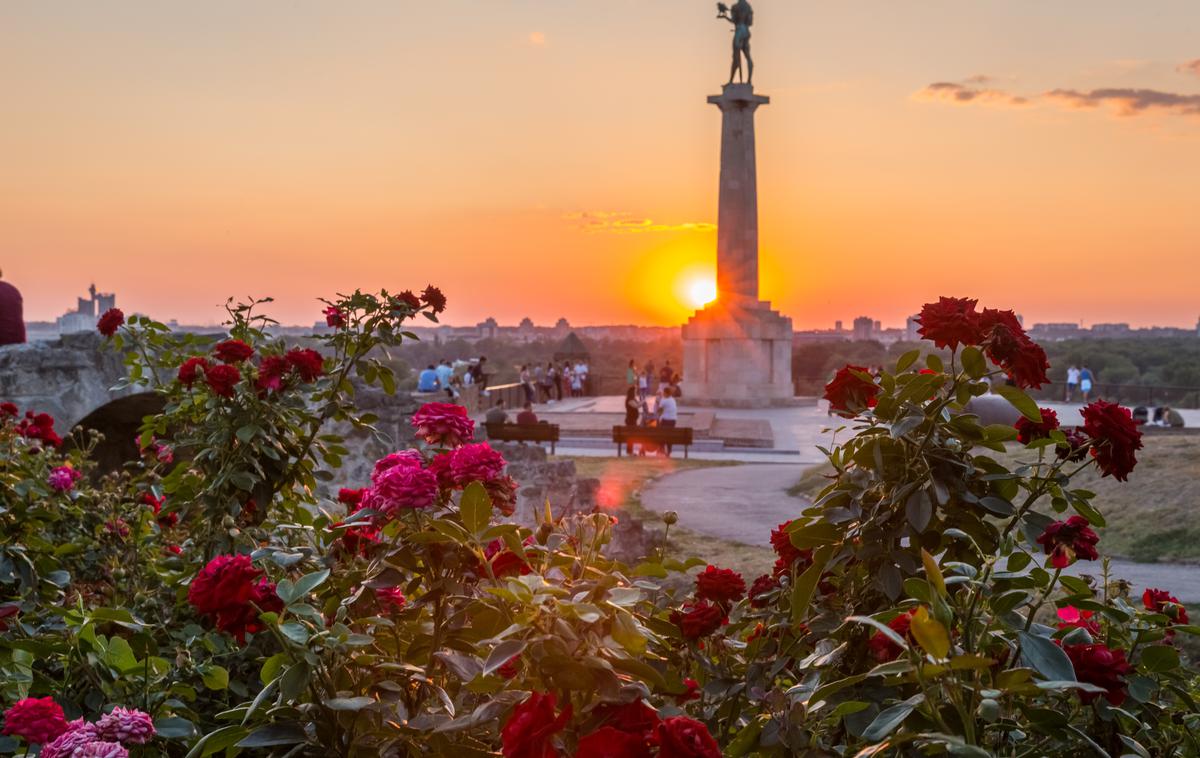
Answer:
[
  {"xmin": 285, "ymin": 348, "xmax": 325, "ymax": 382},
  {"xmin": 670, "ymin": 600, "xmax": 726, "ymax": 640},
  {"xmin": 337, "ymin": 487, "xmax": 366, "ymax": 507},
  {"xmin": 142, "ymin": 492, "xmax": 177, "ymax": 528},
  {"xmin": 372, "ymin": 450, "xmax": 423, "ymax": 482},
  {"xmin": 748, "ymin": 574, "xmax": 779, "ymax": 607},
  {"xmin": 1081, "ymin": 400, "xmax": 1143, "ymax": 481},
  {"xmin": 1015, "ymin": 407, "xmax": 1060, "ymax": 444},
  {"xmin": 485, "ymin": 474, "xmax": 519, "ymax": 517},
  {"xmin": 490, "ymin": 548, "xmax": 531, "ymax": 578},
  {"xmin": 1036, "ymin": 515, "xmax": 1100, "ymax": 569},
  {"xmin": 2, "ymin": 697, "xmax": 70, "ymax": 744},
  {"xmin": 674, "ymin": 678, "xmax": 701, "ymax": 704},
  {"xmin": 1061, "ymin": 642, "xmax": 1132, "ymax": 705},
  {"xmin": 1057, "ymin": 606, "xmax": 1101, "ymax": 635},
  {"xmin": 916, "ymin": 296, "xmax": 981, "ymax": 350},
  {"xmin": 695, "ymin": 565, "xmax": 746, "ymax": 605},
  {"xmin": 366, "ymin": 464, "xmax": 439, "ymax": 516},
  {"xmin": 396, "ymin": 290, "xmax": 422, "ymax": 311},
  {"xmin": 978, "ymin": 308, "xmax": 1049, "ymax": 389},
  {"xmin": 448, "ymin": 442, "xmax": 506, "ymax": 486},
  {"xmin": 868, "ymin": 610, "xmax": 914, "ymax": 662},
  {"xmin": 575, "ymin": 726, "xmax": 651, "ymax": 758},
  {"xmin": 213, "ymin": 339, "xmax": 254, "ymax": 364},
  {"xmin": 412, "ymin": 402, "xmax": 476, "ymax": 448},
  {"xmin": 769, "ymin": 520, "xmax": 813, "ymax": 577},
  {"xmin": 421, "ymin": 285, "xmax": 447, "ymax": 313},
  {"xmin": 187, "ymin": 554, "xmax": 282, "ymax": 643},
  {"xmin": 1056, "ymin": 427, "xmax": 1090, "ymax": 462},
  {"xmin": 823, "ymin": 365, "xmax": 880, "ymax": 416},
  {"xmin": 1143, "ymin": 588, "xmax": 1188, "ymax": 625},
  {"xmin": 96, "ymin": 308, "xmax": 124, "ymax": 337},
  {"xmin": 204, "ymin": 363, "xmax": 241, "ymax": 398},
  {"xmin": 501, "ymin": 692, "xmax": 571, "ymax": 758},
  {"xmin": 655, "ymin": 717, "xmax": 721, "ymax": 758},
  {"xmin": 17, "ymin": 411, "xmax": 62, "ymax": 447},
  {"xmin": 592, "ymin": 700, "xmax": 660, "ymax": 743},
  {"xmin": 177, "ymin": 356, "xmax": 209, "ymax": 387},
  {"xmin": 323, "ymin": 305, "xmax": 346, "ymax": 328},
  {"xmin": 1, "ymin": 402, "xmax": 18, "ymax": 417},
  {"xmin": 256, "ymin": 355, "xmax": 288, "ymax": 393}
]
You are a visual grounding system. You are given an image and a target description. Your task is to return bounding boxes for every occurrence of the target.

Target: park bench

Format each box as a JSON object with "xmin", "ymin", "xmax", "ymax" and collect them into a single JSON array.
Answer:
[
  {"xmin": 485, "ymin": 422, "xmax": 560, "ymax": 454},
  {"xmin": 612, "ymin": 425, "xmax": 694, "ymax": 459}
]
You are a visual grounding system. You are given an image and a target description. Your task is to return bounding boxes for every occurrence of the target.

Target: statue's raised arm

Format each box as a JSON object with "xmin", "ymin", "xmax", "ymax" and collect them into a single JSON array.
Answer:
[{"xmin": 716, "ymin": 0, "xmax": 754, "ymax": 85}]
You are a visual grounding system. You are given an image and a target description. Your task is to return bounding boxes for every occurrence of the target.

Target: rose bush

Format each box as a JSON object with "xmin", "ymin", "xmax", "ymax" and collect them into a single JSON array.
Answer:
[{"xmin": 1, "ymin": 290, "xmax": 1196, "ymax": 756}]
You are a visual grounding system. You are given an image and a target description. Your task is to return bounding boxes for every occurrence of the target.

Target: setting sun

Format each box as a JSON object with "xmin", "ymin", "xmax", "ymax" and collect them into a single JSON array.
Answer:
[{"xmin": 687, "ymin": 278, "xmax": 718, "ymax": 308}]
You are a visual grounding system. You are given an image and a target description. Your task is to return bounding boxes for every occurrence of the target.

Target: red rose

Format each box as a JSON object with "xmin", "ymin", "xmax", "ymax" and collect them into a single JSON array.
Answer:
[
  {"xmin": 1035, "ymin": 515, "xmax": 1099, "ymax": 569},
  {"xmin": 256, "ymin": 355, "xmax": 289, "ymax": 393},
  {"xmin": 694, "ymin": 566, "xmax": 746, "ymax": 605},
  {"xmin": 448, "ymin": 442, "xmax": 506, "ymax": 485},
  {"xmin": 1143, "ymin": 588, "xmax": 1188, "ymax": 625},
  {"xmin": 592, "ymin": 700, "xmax": 660, "ymax": 742},
  {"xmin": 323, "ymin": 306, "xmax": 346, "ymax": 328},
  {"xmin": 0, "ymin": 602, "xmax": 19, "ymax": 632},
  {"xmin": 285, "ymin": 348, "xmax": 325, "ymax": 382},
  {"xmin": 670, "ymin": 600, "xmax": 726, "ymax": 640},
  {"xmin": 916, "ymin": 297, "xmax": 982, "ymax": 350},
  {"xmin": 674, "ymin": 678, "xmax": 701, "ymax": 704},
  {"xmin": 978, "ymin": 308, "xmax": 1049, "ymax": 389},
  {"xmin": 421, "ymin": 285, "xmax": 447, "ymax": 314},
  {"xmin": 1, "ymin": 697, "xmax": 70, "ymax": 744},
  {"xmin": 332, "ymin": 521, "xmax": 379, "ymax": 556},
  {"xmin": 187, "ymin": 554, "xmax": 282, "ymax": 643},
  {"xmin": 178, "ymin": 356, "xmax": 209, "ymax": 388},
  {"xmin": 412, "ymin": 402, "xmax": 476, "ymax": 449},
  {"xmin": 214, "ymin": 339, "xmax": 254, "ymax": 364},
  {"xmin": 375, "ymin": 587, "xmax": 406, "ymax": 612},
  {"xmin": 1081, "ymin": 400, "xmax": 1143, "ymax": 482},
  {"xmin": 823, "ymin": 365, "xmax": 880, "ymax": 417},
  {"xmin": 204, "ymin": 363, "xmax": 241, "ymax": 398},
  {"xmin": 576, "ymin": 727, "xmax": 652, "ymax": 758},
  {"xmin": 16, "ymin": 411, "xmax": 62, "ymax": 448},
  {"xmin": 1060, "ymin": 642, "xmax": 1132, "ymax": 705},
  {"xmin": 748, "ymin": 574, "xmax": 779, "ymax": 607},
  {"xmin": 1057, "ymin": 427, "xmax": 1089, "ymax": 462},
  {"xmin": 490, "ymin": 549, "xmax": 531, "ymax": 578},
  {"xmin": 1, "ymin": 402, "xmax": 18, "ymax": 417},
  {"xmin": 141, "ymin": 492, "xmax": 177, "ymax": 528},
  {"xmin": 396, "ymin": 290, "xmax": 422, "ymax": 311},
  {"xmin": 655, "ymin": 716, "xmax": 721, "ymax": 758},
  {"xmin": 497, "ymin": 655, "xmax": 522, "ymax": 679},
  {"xmin": 501, "ymin": 691, "xmax": 571, "ymax": 758},
  {"xmin": 365, "ymin": 464, "xmax": 440, "ymax": 518},
  {"xmin": 769, "ymin": 520, "xmax": 813, "ymax": 576},
  {"xmin": 868, "ymin": 610, "xmax": 914, "ymax": 662},
  {"xmin": 1015, "ymin": 407, "xmax": 1060, "ymax": 444},
  {"xmin": 96, "ymin": 308, "xmax": 124, "ymax": 337},
  {"xmin": 485, "ymin": 474, "xmax": 519, "ymax": 517},
  {"xmin": 1056, "ymin": 606, "xmax": 1101, "ymax": 635},
  {"xmin": 338, "ymin": 487, "xmax": 366, "ymax": 507}
]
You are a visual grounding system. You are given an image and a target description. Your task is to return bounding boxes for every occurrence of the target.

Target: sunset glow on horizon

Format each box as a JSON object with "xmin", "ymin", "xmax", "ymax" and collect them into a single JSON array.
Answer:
[{"xmin": 3, "ymin": 1, "xmax": 1200, "ymax": 330}]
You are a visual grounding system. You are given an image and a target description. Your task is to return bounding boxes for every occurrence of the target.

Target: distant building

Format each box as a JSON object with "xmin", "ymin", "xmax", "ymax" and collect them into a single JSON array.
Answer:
[
  {"xmin": 1030, "ymin": 323, "xmax": 1083, "ymax": 341},
  {"xmin": 852, "ymin": 316, "xmax": 875, "ymax": 341},
  {"xmin": 905, "ymin": 315, "xmax": 921, "ymax": 342},
  {"xmin": 1092, "ymin": 323, "xmax": 1131, "ymax": 336},
  {"xmin": 56, "ymin": 284, "xmax": 116, "ymax": 334}
]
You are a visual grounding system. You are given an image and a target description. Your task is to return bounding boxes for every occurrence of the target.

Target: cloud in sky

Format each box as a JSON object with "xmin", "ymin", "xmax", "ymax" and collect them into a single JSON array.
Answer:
[
  {"xmin": 527, "ymin": 31, "xmax": 546, "ymax": 47},
  {"xmin": 916, "ymin": 66, "xmax": 1200, "ymax": 119},
  {"xmin": 564, "ymin": 211, "xmax": 714, "ymax": 234},
  {"xmin": 912, "ymin": 80, "xmax": 1029, "ymax": 108}
]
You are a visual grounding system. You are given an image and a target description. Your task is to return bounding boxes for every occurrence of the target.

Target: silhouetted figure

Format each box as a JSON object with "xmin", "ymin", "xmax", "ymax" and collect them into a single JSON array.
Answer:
[{"xmin": 0, "ymin": 270, "xmax": 26, "ymax": 346}]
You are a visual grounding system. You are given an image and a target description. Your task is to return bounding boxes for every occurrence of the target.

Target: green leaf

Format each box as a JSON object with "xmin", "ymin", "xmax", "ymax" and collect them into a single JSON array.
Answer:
[
  {"xmin": 1140, "ymin": 644, "xmax": 1180, "ymax": 673},
  {"xmin": 725, "ymin": 716, "xmax": 766, "ymax": 757},
  {"xmin": 200, "ymin": 664, "xmax": 229, "ymax": 691},
  {"xmin": 847, "ymin": 615, "xmax": 908, "ymax": 653},
  {"xmin": 1018, "ymin": 631, "xmax": 1076, "ymax": 682},
  {"xmin": 324, "ymin": 696, "xmax": 375, "ymax": 711},
  {"xmin": 786, "ymin": 521, "xmax": 840, "ymax": 549},
  {"xmin": 906, "ymin": 490, "xmax": 932, "ymax": 532},
  {"xmin": 896, "ymin": 349, "xmax": 920, "ymax": 373},
  {"xmin": 890, "ymin": 415, "xmax": 924, "ymax": 439},
  {"xmin": 153, "ymin": 717, "xmax": 197, "ymax": 740},
  {"xmin": 235, "ymin": 424, "xmax": 261, "ymax": 443},
  {"xmin": 960, "ymin": 347, "xmax": 987, "ymax": 379},
  {"xmin": 994, "ymin": 384, "xmax": 1042, "ymax": 423},
  {"xmin": 278, "ymin": 569, "xmax": 329, "ymax": 604},
  {"xmin": 483, "ymin": 639, "xmax": 527, "ymax": 676},
  {"xmin": 260, "ymin": 653, "xmax": 288, "ymax": 686},
  {"xmin": 185, "ymin": 725, "xmax": 248, "ymax": 758},
  {"xmin": 860, "ymin": 694, "xmax": 923, "ymax": 741},
  {"xmin": 237, "ymin": 723, "xmax": 308, "ymax": 748},
  {"xmin": 791, "ymin": 546, "xmax": 834, "ymax": 624},
  {"xmin": 460, "ymin": 481, "xmax": 493, "ymax": 537}
]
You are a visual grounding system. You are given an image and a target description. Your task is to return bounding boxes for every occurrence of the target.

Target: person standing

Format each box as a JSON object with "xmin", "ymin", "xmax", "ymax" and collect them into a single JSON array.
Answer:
[
  {"xmin": 659, "ymin": 361, "xmax": 673, "ymax": 392},
  {"xmin": 436, "ymin": 359, "xmax": 454, "ymax": 392},
  {"xmin": 626, "ymin": 360, "xmax": 637, "ymax": 389},
  {"xmin": 533, "ymin": 363, "xmax": 546, "ymax": 403},
  {"xmin": 552, "ymin": 362, "xmax": 564, "ymax": 401},
  {"xmin": 574, "ymin": 359, "xmax": 589, "ymax": 395},
  {"xmin": 1065, "ymin": 365, "xmax": 1080, "ymax": 403},
  {"xmin": 623, "ymin": 386, "xmax": 640, "ymax": 456},
  {"xmin": 638, "ymin": 367, "xmax": 650, "ymax": 403},
  {"xmin": 570, "ymin": 367, "xmax": 583, "ymax": 398},
  {"xmin": 658, "ymin": 386, "xmax": 679, "ymax": 457},
  {"xmin": 1079, "ymin": 365, "xmax": 1095, "ymax": 403},
  {"xmin": 519, "ymin": 365, "xmax": 534, "ymax": 405}
]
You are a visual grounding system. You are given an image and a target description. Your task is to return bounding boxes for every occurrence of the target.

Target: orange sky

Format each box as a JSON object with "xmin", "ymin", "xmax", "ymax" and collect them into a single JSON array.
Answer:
[{"xmin": 3, "ymin": 1, "xmax": 1200, "ymax": 329}]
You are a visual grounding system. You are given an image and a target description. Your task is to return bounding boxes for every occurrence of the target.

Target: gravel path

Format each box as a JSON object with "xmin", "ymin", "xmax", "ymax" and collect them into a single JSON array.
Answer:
[{"xmin": 641, "ymin": 464, "xmax": 1200, "ymax": 602}]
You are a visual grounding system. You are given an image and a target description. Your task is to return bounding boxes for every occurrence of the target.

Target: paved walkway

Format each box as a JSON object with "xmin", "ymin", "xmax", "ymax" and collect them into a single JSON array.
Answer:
[{"xmin": 641, "ymin": 463, "xmax": 1200, "ymax": 602}]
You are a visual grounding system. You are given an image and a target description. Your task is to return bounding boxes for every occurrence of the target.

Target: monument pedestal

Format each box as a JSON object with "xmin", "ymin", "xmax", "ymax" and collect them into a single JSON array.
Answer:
[
  {"xmin": 681, "ymin": 298, "xmax": 794, "ymax": 407},
  {"xmin": 678, "ymin": 82, "xmax": 795, "ymax": 407}
]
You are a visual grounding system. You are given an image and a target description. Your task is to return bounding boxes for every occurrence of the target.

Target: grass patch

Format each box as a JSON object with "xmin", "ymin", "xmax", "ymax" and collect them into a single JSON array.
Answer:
[
  {"xmin": 784, "ymin": 436, "xmax": 1200, "ymax": 564},
  {"xmin": 560, "ymin": 456, "xmax": 775, "ymax": 578}
]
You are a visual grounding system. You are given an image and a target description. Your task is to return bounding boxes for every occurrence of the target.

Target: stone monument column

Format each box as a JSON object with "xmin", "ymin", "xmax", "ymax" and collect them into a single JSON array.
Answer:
[{"xmin": 710, "ymin": 84, "xmax": 768, "ymax": 303}]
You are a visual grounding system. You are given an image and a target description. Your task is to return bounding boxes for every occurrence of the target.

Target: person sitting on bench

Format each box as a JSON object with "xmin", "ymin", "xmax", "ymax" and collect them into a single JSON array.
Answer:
[
  {"xmin": 485, "ymin": 400, "xmax": 507, "ymax": 426},
  {"xmin": 516, "ymin": 402, "xmax": 539, "ymax": 426}
]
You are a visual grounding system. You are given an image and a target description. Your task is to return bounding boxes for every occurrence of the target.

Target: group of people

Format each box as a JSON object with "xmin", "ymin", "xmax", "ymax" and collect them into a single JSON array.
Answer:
[
  {"xmin": 621, "ymin": 358, "xmax": 683, "ymax": 457},
  {"xmin": 519, "ymin": 360, "xmax": 589, "ymax": 405},
  {"xmin": 627, "ymin": 359, "xmax": 682, "ymax": 403},
  {"xmin": 416, "ymin": 356, "xmax": 490, "ymax": 398},
  {"xmin": 1064, "ymin": 364, "xmax": 1096, "ymax": 403}
]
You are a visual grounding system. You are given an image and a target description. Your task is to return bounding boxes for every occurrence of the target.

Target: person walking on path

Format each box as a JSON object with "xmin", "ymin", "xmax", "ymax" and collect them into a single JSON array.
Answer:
[
  {"xmin": 1065, "ymin": 364, "xmax": 1080, "ymax": 403},
  {"xmin": 1079, "ymin": 365, "xmax": 1095, "ymax": 403}
]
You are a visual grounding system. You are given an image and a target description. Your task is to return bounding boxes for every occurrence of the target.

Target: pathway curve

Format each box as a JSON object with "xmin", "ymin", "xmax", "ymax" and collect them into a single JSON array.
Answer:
[{"xmin": 641, "ymin": 463, "xmax": 1200, "ymax": 602}]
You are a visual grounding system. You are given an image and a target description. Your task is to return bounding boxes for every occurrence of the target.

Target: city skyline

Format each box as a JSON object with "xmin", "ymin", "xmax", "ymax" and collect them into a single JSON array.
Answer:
[{"xmin": 5, "ymin": 1, "xmax": 1200, "ymax": 328}]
